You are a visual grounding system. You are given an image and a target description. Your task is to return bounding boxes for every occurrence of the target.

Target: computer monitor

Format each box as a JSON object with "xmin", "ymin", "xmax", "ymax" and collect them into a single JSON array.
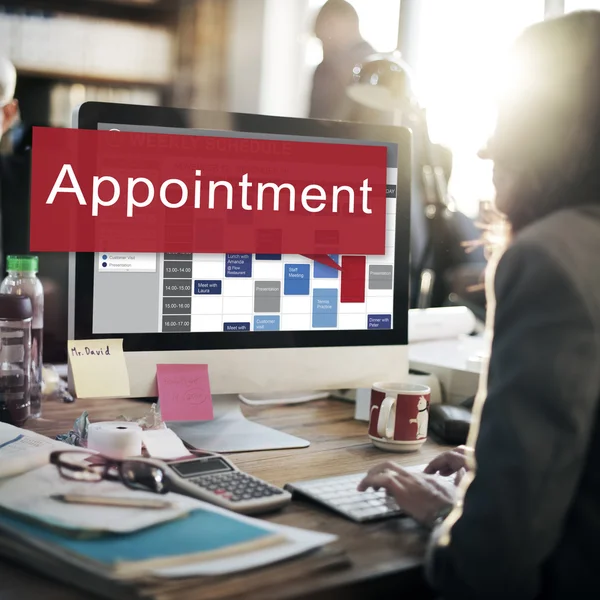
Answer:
[{"xmin": 68, "ymin": 101, "xmax": 411, "ymax": 452}]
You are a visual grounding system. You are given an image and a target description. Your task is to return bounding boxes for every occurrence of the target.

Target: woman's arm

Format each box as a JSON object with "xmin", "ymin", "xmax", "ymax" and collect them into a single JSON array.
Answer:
[{"xmin": 427, "ymin": 241, "xmax": 600, "ymax": 599}]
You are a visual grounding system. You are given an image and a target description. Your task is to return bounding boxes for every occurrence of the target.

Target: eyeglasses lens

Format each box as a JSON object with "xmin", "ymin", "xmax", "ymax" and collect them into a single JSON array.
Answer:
[
  {"xmin": 120, "ymin": 461, "xmax": 167, "ymax": 493},
  {"xmin": 58, "ymin": 452, "xmax": 105, "ymax": 482}
]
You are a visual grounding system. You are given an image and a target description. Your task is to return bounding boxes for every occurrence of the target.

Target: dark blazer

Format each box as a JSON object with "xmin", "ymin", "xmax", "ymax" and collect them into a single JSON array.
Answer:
[{"xmin": 427, "ymin": 204, "xmax": 600, "ymax": 599}]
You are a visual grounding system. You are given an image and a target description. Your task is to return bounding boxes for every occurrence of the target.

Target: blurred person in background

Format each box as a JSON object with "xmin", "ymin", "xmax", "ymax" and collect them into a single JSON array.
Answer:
[
  {"xmin": 0, "ymin": 57, "xmax": 63, "ymax": 363},
  {"xmin": 358, "ymin": 11, "xmax": 600, "ymax": 599},
  {"xmin": 0, "ymin": 58, "xmax": 24, "ymax": 269},
  {"xmin": 310, "ymin": 2, "xmax": 485, "ymax": 311},
  {"xmin": 0, "ymin": 56, "xmax": 30, "ymax": 272},
  {"xmin": 0, "ymin": 57, "xmax": 19, "ymax": 143},
  {"xmin": 309, "ymin": 0, "xmax": 374, "ymax": 121}
]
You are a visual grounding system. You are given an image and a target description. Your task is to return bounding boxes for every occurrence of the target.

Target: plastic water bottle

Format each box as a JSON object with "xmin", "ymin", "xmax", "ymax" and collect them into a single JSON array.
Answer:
[
  {"xmin": 0, "ymin": 256, "xmax": 44, "ymax": 418},
  {"xmin": 0, "ymin": 294, "xmax": 32, "ymax": 426}
]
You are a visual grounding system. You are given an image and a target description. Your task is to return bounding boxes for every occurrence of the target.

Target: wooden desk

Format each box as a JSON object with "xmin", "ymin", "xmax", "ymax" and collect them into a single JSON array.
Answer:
[{"xmin": 0, "ymin": 397, "xmax": 450, "ymax": 600}]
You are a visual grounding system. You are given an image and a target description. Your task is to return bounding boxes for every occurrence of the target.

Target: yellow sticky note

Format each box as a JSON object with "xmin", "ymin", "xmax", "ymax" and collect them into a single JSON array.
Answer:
[{"xmin": 67, "ymin": 339, "xmax": 130, "ymax": 399}]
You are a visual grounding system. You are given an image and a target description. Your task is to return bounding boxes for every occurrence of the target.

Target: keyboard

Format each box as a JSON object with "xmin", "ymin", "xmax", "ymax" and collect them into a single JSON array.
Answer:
[{"xmin": 285, "ymin": 464, "xmax": 454, "ymax": 523}]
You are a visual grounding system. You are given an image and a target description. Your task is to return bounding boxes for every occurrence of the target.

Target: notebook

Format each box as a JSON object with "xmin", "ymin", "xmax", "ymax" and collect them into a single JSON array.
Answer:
[
  {"xmin": 0, "ymin": 507, "xmax": 286, "ymax": 580},
  {"xmin": 0, "ymin": 464, "xmax": 200, "ymax": 536},
  {"xmin": 0, "ymin": 422, "xmax": 70, "ymax": 479}
]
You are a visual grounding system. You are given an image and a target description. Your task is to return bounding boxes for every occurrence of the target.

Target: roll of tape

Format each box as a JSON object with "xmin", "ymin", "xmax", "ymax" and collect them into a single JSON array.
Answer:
[{"xmin": 87, "ymin": 421, "xmax": 143, "ymax": 459}]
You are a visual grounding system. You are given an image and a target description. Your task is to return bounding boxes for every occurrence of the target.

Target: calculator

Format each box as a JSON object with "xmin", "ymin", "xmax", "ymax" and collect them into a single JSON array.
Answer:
[{"xmin": 163, "ymin": 454, "xmax": 291, "ymax": 515}]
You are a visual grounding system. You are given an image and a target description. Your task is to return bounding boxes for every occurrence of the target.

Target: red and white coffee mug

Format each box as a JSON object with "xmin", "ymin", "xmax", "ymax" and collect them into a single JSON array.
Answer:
[{"xmin": 368, "ymin": 382, "xmax": 431, "ymax": 452}]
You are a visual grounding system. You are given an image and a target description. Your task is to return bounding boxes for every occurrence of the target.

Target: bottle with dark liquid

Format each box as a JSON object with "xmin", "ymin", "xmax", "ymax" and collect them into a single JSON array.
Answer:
[
  {"xmin": 0, "ymin": 294, "xmax": 32, "ymax": 427},
  {"xmin": 0, "ymin": 256, "xmax": 43, "ymax": 418}
]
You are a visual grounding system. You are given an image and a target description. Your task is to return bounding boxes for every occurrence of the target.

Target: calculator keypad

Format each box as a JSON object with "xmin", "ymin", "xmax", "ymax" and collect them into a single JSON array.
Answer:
[{"xmin": 192, "ymin": 472, "xmax": 284, "ymax": 502}]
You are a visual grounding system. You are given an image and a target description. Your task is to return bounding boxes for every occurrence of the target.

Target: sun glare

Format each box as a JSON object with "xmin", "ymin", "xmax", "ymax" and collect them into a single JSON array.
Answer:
[
  {"xmin": 305, "ymin": 0, "xmax": 546, "ymax": 216},
  {"xmin": 413, "ymin": 0, "xmax": 545, "ymax": 216},
  {"xmin": 565, "ymin": 0, "xmax": 600, "ymax": 10}
]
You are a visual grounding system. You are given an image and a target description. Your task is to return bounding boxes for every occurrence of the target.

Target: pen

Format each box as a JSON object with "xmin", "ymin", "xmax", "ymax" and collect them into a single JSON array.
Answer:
[{"xmin": 50, "ymin": 494, "xmax": 173, "ymax": 510}]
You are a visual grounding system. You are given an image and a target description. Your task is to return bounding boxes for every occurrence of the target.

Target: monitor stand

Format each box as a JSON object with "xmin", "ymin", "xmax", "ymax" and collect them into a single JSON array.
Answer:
[
  {"xmin": 167, "ymin": 394, "xmax": 310, "ymax": 453},
  {"xmin": 238, "ymin": 391, "xmax": 330, "ymax": 406}
]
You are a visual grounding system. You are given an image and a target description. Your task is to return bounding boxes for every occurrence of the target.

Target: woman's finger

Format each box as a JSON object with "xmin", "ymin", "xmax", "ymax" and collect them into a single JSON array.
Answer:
[
  {"xmin": 423, "ymin": 452, "xmax": 451, "ymax": 474},
  {"xmin": 425, "ymin": 474, "xmax": 457, "ymax": 498},
  {"xmin": 362, "ymin": 460, "xmax": 409, "ymax": 480},
  {"xmin": 357, "ymin": 465, "xmax": 407, "ymax": 491},
  {"xmin": 454, "ymin": 467, "xmax": 467, "ymax": 485},
  {"xmin": 358, "ymin": 472, "xmax": 409, "ymax": 500},
  {"xmin": 424, "ymin": 450, "xmax": 465, "ymax": 475}
]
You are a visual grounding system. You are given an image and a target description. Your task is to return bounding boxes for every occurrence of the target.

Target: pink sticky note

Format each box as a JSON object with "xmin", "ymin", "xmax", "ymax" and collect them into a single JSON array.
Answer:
[{"xmin": 156, "ymin": 364, "xmax": 214, "ymax": 422}]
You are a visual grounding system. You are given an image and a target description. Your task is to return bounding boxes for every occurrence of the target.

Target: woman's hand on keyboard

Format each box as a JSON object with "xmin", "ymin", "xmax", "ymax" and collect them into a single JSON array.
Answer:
[
  {"xmin": 424, "ymin": 446, "xmax": 471, "ymax": 484},
  {"xmin": 357, "ymin": 461, "xmax": 455, "ymax": 527}
]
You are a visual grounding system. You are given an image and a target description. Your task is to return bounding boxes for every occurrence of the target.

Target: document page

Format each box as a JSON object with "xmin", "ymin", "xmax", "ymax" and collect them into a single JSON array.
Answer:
[
  {"xmin": 0, "ymin": 464, "xmax": 201, "ymax": 534},
  {"xmin": 0, "ymin": 422, "xmax": 69, "ymax": 479}
]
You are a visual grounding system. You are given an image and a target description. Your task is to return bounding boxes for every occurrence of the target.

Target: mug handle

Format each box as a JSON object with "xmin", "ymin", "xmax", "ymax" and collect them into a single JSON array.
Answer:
[{"xmin": 377, "ymin": 394, "xmax": 397, "ymax": 439}]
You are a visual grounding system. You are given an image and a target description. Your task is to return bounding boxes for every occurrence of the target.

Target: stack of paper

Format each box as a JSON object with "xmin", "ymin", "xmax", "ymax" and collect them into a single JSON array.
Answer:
[
  {"xmin": 0, "ymin": 464, "xmax": 337, "ymax": 598},
  {"xmin": 0, "ymin": 464, "xmax": 198, "ymax": 534},
  {"xmin": 0, "ymin": 422, "xmax": 71, "ymax": 479},
  {"xmin": 0, "ymin": 508, "xmax": 286, "ymax": 579}
]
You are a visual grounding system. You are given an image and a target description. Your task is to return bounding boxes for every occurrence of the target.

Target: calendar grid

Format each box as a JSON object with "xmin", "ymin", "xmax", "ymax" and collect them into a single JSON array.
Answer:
[{"xmin": 160, "ymin": 195, "xmax": 396, "ymax": 333}]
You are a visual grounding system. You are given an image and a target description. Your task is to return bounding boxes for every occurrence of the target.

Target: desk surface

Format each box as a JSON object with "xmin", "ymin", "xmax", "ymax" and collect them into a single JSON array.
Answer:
[{"xmin": 0, "ymin": 397, "xmax": 449, "ymax": 600}]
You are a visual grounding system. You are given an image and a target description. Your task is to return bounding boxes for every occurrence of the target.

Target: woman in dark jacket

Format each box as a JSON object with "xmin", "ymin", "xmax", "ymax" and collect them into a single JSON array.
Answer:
[{"xmin": 358, "ymin": 11, "xmax": 600, "ymax": 599}]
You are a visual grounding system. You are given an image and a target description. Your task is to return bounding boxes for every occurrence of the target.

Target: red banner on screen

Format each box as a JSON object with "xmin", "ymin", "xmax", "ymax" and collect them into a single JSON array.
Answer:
[
  {"xmin": 341, "ymin": 255, "xmax": 367, "ymax": 303},
  {"xmin": 29, "ymin": 127, "xmax": 387, "ymax": 256}
]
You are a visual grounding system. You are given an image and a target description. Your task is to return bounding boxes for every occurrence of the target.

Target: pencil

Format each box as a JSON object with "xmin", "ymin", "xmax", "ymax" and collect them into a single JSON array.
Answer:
[{"xmin": 50, "ymin": 494, "xmax": 172, "ymax": 509}]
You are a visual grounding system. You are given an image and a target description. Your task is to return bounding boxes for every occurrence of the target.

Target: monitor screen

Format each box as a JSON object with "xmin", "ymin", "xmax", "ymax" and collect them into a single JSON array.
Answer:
[
  {"xmin": 91, "ymin": 124, "xmax": 398, "ymax": 336},
  {"xmin": 71, "ymin": 103, "xmax": 410, "ymax": 354}
]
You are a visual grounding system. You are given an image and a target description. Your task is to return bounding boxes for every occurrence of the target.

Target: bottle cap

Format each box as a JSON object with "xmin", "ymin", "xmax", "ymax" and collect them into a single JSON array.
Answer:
[
  {"xmin": 0, "ymin": 294, "xmax": 32, "ymax": 320},
  {"xmin": 6, "ymin": 255, "xmax": 38, "ymax": 273}
]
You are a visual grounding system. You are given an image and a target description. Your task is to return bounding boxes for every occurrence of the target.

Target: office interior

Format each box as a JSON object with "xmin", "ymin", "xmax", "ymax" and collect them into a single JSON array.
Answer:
[
  {"xmin": 0, "ymin": 0, "xmax": 498, "ymax": 362},
  {"xmin": 3, "ymin": 0, "xmax": 582, "ymax": 362},
  {"xmin": 0, "ymin": 0, "xmax": 598, "ymax": 599}
]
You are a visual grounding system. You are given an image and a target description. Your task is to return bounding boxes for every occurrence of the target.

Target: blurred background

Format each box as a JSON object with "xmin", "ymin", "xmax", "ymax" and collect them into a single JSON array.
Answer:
[
  {"xmin": 0, "ymin": 0, "xmax": 597, "ymax": 361},
  {"xmin": 3, "ymin": 0, "xmax": 596, "ymax": 216}
]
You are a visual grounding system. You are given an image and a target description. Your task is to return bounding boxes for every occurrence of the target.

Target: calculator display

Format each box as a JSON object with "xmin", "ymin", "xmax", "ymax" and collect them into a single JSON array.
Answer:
[{"xmin": 170, "ymin": 457, "xmax": 232, "ymax": 477}]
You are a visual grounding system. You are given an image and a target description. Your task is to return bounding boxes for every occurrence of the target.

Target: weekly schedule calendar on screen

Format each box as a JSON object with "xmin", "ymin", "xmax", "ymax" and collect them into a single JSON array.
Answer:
[{"xmin": 91, "ymin": 125, "xmax": 398, "ymax": 335}]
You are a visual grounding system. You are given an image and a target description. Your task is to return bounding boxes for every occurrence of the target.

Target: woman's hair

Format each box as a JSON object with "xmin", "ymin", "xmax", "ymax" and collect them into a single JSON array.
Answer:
[{"xmin": 490, "ymin": 11, "xmax": 600, "ymax": 231}]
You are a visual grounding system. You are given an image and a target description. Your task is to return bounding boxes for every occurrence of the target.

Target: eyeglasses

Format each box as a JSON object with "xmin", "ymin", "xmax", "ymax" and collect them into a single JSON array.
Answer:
[{"xmin": 49, "ymin": 450, "xmax": 173, "ymax": 494}]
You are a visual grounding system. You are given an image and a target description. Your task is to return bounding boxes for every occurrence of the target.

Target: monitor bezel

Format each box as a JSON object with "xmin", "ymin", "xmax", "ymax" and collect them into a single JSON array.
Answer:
[{"xmin": 72, "ymin": 101, "xmax": 411, "ymax": 352}]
